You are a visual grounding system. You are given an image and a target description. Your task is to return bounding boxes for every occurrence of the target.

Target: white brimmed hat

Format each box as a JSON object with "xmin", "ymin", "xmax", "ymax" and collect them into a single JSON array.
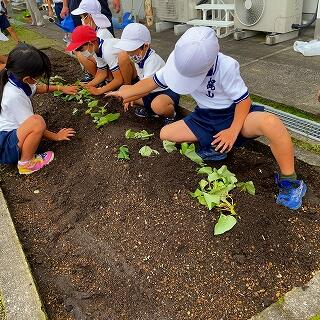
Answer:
[
  {"xmin": 71, "ymin": 0, "xmax": 111, "ymax": 29},
  {"xmin": 114, "ymin": 23, "xmax": 151, "ymax": 51},
  {"xmin": 162, "ymin": 27, "xmax": 219, "ymax": 95}
]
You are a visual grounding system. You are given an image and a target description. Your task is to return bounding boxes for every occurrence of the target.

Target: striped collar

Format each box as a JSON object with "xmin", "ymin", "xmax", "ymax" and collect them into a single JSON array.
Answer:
[
  {"xmin": 206, "ymin": 55, "xmax": 219, "ymax": 77},
  {"xmin": 137, "ymin": 48, "xmax": 152, "ymax": 69},
  {"xmin": 8, "ymin": 73, "xmax": 32, "ymax": 96},
  {"xmin": 96, "ymin": 37, "xmax": 104, "ymax": 58}
]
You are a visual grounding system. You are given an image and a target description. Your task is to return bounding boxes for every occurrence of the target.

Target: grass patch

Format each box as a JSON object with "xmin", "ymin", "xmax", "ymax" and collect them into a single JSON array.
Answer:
[
  {"xmin": 251, "ymin": 94, "xmax": 320, "ymax": 123},
  {"xmin": 0, "ymin": 23, "xmax": 59, "ymax": 55},
  {"xmin": 309, "ymin": 313, "xmax": 320, "ymax": 320},
  {"xmin": 0, "ymin": 293, "xmax": 6, "ymax": 320},
  {"xmin": 292, "ymin": 137, "xmax": 320, "ymax": 156}
]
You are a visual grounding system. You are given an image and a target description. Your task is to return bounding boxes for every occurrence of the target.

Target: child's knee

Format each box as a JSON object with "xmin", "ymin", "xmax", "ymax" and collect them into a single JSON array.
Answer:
[
  {"xmin": 261, "ymin": 113, "xmax": 283, "ymax": 131},
  {"xmin": 160, "ymin": 126, "xmax": 170, "ymax": 141},
  {"xmin": 118, "ymin": 51, "xmax": 130, "ymax": 65},
  {"xmin": 30, "ymin": 114, "xmax": 46, "ymax": 131}
]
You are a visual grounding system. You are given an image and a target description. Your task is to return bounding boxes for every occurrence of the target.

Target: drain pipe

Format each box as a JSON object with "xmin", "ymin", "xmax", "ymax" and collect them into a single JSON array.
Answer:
[{"xmin": 292, "ymin": 2, "xmax": 318, "ymax": 29}]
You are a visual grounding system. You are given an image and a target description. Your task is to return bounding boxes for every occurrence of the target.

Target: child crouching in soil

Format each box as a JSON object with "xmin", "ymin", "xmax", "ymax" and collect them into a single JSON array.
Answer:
[
  {"xmin": 108, "ymin": 27, "xmax": 307, "ymax": 210},
  {"xmin": 0, "ymin": 43, "xmax": 77, "ymax": 174},
  {"xmin": 114, "ymin": 23, "xmax": 180, "ymax": 125}
]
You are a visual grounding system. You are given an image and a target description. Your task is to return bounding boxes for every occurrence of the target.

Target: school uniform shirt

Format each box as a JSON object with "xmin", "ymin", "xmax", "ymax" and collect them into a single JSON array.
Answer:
[
  {"xmin": 94, "ymin": 37, "xmax": 121, "ymax": 73},
  {"xmin": 135, "ymin": 48, "xmax": 165, "ymax": 93},
  {"xmin": 96, "ymin": 26, "xmax": 113, "ymax": 41},
  {"xmin": 0, "ymin": 78, "xmax": 36, "ymax": 132},
  {"xmin": 154, "ymin": 52, "xmax": 249, "ymax": 110}
]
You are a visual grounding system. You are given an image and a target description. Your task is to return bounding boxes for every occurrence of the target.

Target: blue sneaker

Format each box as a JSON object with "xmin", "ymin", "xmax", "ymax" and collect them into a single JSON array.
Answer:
[
  {"xmin": 134, "ymin": 107, "xmax": 159, "ymax": 118},
  {"xmin": 196, "ymin": 146, "xmax": 227, "ymax": 161},
  {"xmin": 275, "ymin": 173, "xmax": 307, "ymax": 210}
]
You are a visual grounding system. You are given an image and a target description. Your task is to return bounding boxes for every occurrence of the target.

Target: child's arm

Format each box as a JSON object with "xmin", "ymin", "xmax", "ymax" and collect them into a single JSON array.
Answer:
[
  {"xmin": 87, "ymin": 69, "xmax": 123, "ymax": 96},
  {"xmin": 36, "ymin": 84, "xmax": 78, "ymax": 95},
  {"xmin": 212, "ymin": 97, "xmax": 251, "ymax": 153},
  {"xmin": 43, "ymin": 128, "xmax": 76, "ymax": 141},
  {"xmin": 82, "ymin": 69, "xmax": 108, "ymax": 88},
  {"xmin": 107, "ymin": 78, "xmax": 158, "ymax": 102}
]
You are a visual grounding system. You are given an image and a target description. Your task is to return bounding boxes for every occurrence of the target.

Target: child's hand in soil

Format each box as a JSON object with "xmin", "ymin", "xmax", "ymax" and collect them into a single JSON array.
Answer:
[
  {"xmin": 211, "ymin": 128, "xmax": 238, "ymax": 153},
  {"xmin": 87, "ymin": 86, "xmax": 104, "ymax": 96},
  {"xmin": 61, "ymin": 85, "xmax": 78, "ymax": 95},
  {"xmin": 124, "ymin": 101, "xmax": 133, "ymax": 112},
  {"xmin": 56, "ymin": 128, "xmax": 76, "ymax": 141}
]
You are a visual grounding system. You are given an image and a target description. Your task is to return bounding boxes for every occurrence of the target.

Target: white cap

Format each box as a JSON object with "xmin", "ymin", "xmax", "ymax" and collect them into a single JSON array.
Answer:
[
  {"xmin": 162, "ymin": 27, "xmax": 219, "ymax": 95},
  {"xmin": 0, "ymin": 30, "xmax": 8, "ymax": 42},
  {"xmin": 71, "ymin": 0, "xmax": 111, "ymax": 28},
  {"xmin": 114, "ymin": 23, "xmax": 151, "ymax": 51}
]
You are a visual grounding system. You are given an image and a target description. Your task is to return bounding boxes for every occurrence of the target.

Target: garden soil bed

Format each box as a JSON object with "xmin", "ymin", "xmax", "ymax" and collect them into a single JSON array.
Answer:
[{"xmin": 1, "ymin": 49, "xmax": 320, "ymax": 320}]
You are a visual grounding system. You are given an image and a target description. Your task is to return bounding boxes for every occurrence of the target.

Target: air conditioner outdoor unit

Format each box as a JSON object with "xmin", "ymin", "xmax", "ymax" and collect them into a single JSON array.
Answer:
[
  {"xmin": 234, "ymin": 0, "xmax": 303, "ymax": 33},
  {"xmin": 153, "ymin": 0, "xmax": 200, "ymax": 23}
]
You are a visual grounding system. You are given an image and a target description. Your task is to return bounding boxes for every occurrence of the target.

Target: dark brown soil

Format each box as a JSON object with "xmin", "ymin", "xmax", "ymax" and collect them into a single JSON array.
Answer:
[{"xmin": 1, "ymin": 49, "xmax": 319, "ymax": 320}]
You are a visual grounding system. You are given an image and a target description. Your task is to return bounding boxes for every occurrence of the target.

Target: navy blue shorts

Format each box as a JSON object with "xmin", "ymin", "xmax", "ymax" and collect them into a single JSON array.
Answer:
[
  {"xmin": 0, "ymin": 129, "xmax": 20, "ymax": 164},
  {"xmin": 143, "ymin": 89, "xmax": 180, "ymax": 114},
  {"xmin": 54, "ymin": 2, "xmax": 63, "ymax": 23},
  {"xmin": 184, "ymin": 104, "xmax": 265, "ymax": 148},
  {"xmin": 0, "ymin": 14, "xmax": 10, "ymax": 31}
]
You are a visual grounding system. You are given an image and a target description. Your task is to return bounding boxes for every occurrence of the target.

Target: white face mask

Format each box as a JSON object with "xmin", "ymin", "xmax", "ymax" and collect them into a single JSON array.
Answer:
[
  {"xmin": 29, "ymin": 83, "xmax": 37, "ymax": 93},
  {"xmin": 81, "ymin": 49, "xmax": 94, "ymax": 58}
]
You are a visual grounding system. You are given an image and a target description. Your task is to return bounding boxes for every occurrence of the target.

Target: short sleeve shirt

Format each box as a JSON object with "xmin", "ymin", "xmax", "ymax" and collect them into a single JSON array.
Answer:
[
  {"xmin": 0, "ymin": 81, "xmax": 35, "ymax": 132},
  {"xmin": 95, "ymin": 37, "xmax": 122, "ymax": 73},
  {"xmin": 154, "ymin": 53, "xmax": 249, "ymax": 109}
]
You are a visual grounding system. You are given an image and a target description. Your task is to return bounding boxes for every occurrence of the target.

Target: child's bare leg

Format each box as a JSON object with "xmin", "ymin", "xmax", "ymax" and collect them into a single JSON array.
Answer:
[
  {"xmin": 17, "ymin": 115, "xmax": 46, "ymax": 161},
  {"xmin": 151, "ymin": 94, "xmax": 175, "ymax": 117},
  {"xmin": 241, "ymin": 112, "xmax": 295, "ymax": 175},
  {"xmin": 6, "ymin": 26, "xmax": 19, "ymax": 42},
  {"xmin": 118, "ymin": 51, "xmax": 137, "ymax": 85},
  {"xmin": 75, "ymin": 51, "xmax": 97, "ymax": 76},
  {"xmin": 160, "ymin": 119, "xmax": 197, "ymax": 142}
]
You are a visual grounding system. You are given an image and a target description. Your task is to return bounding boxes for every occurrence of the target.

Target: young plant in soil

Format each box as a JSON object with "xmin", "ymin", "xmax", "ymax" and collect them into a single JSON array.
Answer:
[
  {"xmin": 139, "ymin": 146, "xmax": 159, "ymax": 157},
  {"xmin": 118, "ymin": 145, "xmax": 130, "ymax": 160},
  {"xmin": 163, "ymin": 140, "xmax": 177, "ymax": 153},
  {"xmin": 191, "ymin": 165, "xmax": 255, "ymax": 235},
  {"xmin": 125, "ymin": 129, "xmax": 154, "ymax": 140},
  {"xmin": 180, "ymin": 143, "xmax": 204, "ymax": 166}
]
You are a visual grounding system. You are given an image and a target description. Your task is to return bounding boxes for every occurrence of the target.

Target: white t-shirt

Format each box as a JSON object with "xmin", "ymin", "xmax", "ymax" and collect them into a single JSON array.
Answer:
[
  {"xmin": 135, "ymin": 48, "xmax": 165, "ymax": 93},
  {"xmin": 0, "ymin": 80, "xmax": 36, "ymax": 132},
  {"xmin": 96, "ymin": 27, "xmax": 113, "ymax": 41},
  {"xmin": 153, "ymin": 52, "xmax": 249, "ymax": 109},
  {"xmin": 95, "ymin": 37, "xmax": 122, "ymax": 73}
]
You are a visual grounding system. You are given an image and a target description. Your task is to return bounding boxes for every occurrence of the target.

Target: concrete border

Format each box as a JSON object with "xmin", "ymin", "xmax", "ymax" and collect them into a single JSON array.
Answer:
[
  {"xmin": 250, "ymin": 271, "xmax": 320, "ymax": 320},
  {"xmin": 0, "ymin": 189, "xmax": 47, "ymax": 320}
]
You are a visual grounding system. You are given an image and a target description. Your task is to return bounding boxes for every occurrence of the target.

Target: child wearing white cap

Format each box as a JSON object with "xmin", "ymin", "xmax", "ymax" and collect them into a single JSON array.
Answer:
[
  {"xmin": 66, "ymin": 25, "xmax": 134, "ymax": 95},
  {"xmin": 109, "ymin": 26, "xmax": 307, "ymax": 211},
  {"xmin": 114, "ymin": 23, "xmax": 180, "ymax": 123},
  {"xmin": 70, "ymin": 0, "xmax": 113, "ymax": 83}
]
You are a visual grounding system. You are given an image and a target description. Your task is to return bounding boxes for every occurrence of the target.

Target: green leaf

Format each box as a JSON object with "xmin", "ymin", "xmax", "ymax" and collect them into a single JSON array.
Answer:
[
  {"xmin": 179, "ymin": 143, "xmax": 204, "ymax": 166},
  {"xmin": 88, "ymin": 100, "xmax": 99, "ymax": 108},
  {"xmin": 199, "ymin": 179, "xmax": 208, "ymax": 191},
  {"xmin": 96, "ymin": 113, "xmax": 120, "ymax": 128},
  {"xmin": 197, "ymin": 166, "xmax": 213, "ymax": 175},
  {"xmin": 189, "ymin": 188, "xmax": 203, "ymax": 198},
  {"xmin": 163, "ymin": 140, "xmax": 177, "ymax": 153},
  {"xmin": 118, "ymin": 145, "xmax": 130, "ymax": 160},
  {"xmin": 125, "ymin": 129, "xmax": 154, "ymax": 140},
  {"xmin": 139, "ymin": 146, "xmax": 159, "ymax": 157},
  {"xmin": 237, "ymin": 181, "xmax": 256, "ymax": 195},
  {"xmin": 214, "ymin": 214, "xmax": 237, "ymax": 235},
  {"xmin": 203, "ymin": 192, "xmax": 220, "ymax": 210},
  {"xmin": 53, "ymin": 90, "xmax": 64, "ymax": 97}
]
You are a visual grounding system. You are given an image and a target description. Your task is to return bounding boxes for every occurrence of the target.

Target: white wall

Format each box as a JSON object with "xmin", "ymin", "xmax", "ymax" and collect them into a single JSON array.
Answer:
[{"xmin": 303, "ymin": 0, "xmax": 318, "ymax": 13}]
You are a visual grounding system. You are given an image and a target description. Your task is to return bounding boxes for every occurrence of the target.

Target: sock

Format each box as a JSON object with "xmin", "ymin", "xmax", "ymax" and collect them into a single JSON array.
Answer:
[
  {"xmin": 18, "ymin": 159, "xmax": 31, "ymax": 165},
  {"xmin": 280, "ymin": 172, "xmax": 297, "ymax": 181}
]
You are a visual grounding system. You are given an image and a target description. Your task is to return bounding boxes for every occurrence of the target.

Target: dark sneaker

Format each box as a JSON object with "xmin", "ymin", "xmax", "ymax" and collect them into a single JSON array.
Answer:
[
  {"xmin": 81, "ymin": 72, "xmax": 93, "ymax": 83},
  {"xmin": 275, "ymin": 173, "xmax": 307, "ymax": 210},
  {"xmin": 134, "ymin": 107, "xmax": 159, "ymax": 118},
  {"xmin": 196, "ymin": 146, "xmax": 227, "ymax": 161},
  {"xmin": 164, "ymin": 111, "xmax": 177, "ymax": 125}
]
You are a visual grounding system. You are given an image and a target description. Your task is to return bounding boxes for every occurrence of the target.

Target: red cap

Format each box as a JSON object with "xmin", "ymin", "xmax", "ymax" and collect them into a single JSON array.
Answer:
[{"xmin": 65, "ymin": 25, "xmax": 97, "ymax": 52}]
